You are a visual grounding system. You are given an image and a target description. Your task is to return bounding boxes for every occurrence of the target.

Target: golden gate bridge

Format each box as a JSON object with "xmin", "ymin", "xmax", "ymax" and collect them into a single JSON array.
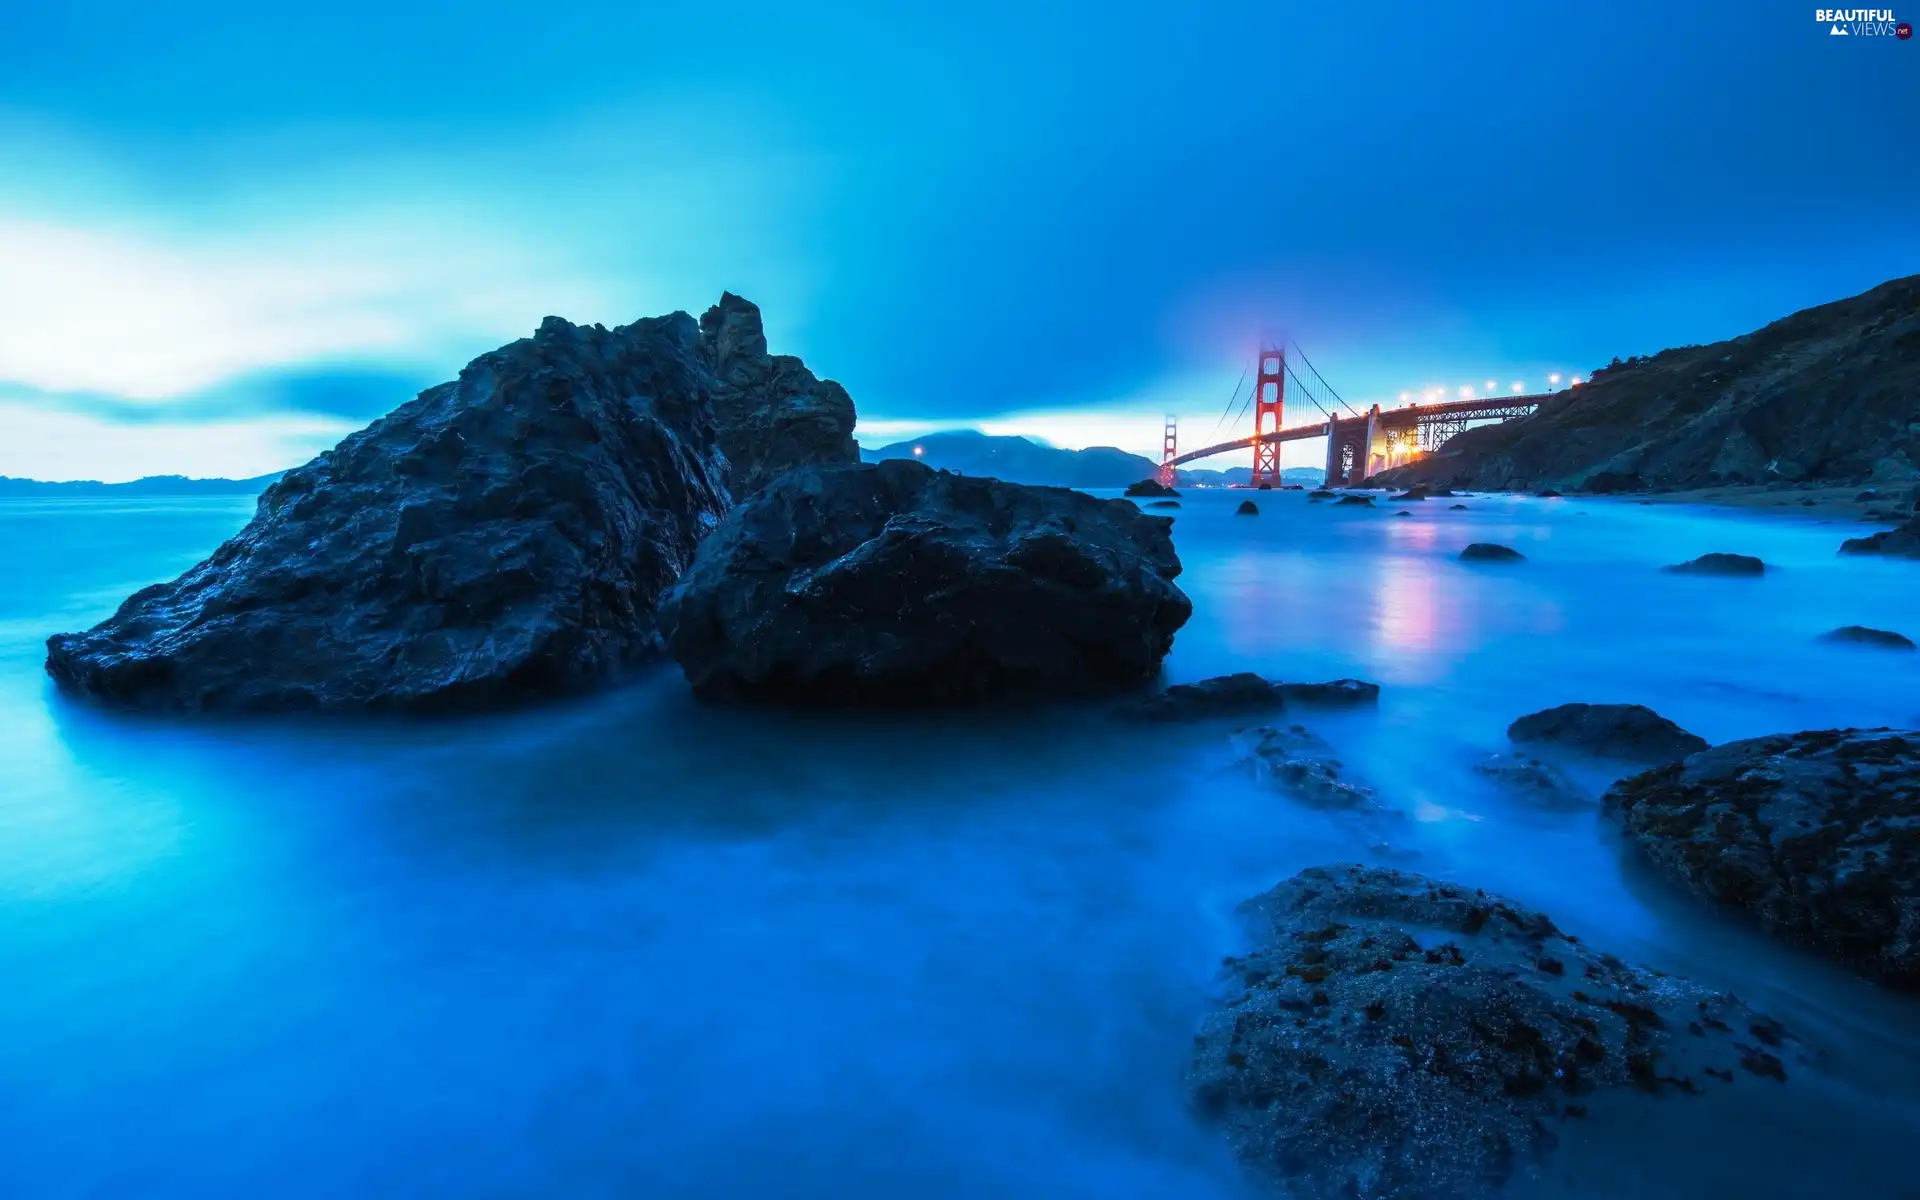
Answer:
[{"xmin": 1154, "ymin": 345, "xmax": 1549, "ymax": 488}]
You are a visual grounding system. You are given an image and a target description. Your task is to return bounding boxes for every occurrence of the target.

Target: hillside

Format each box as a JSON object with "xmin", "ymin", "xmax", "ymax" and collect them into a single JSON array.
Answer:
[
  {"xmin": 0, "ymin": 473, "xmax": 282, "ymax": 497},
  {"xmin": 1374, "ymin": 274, "xmax": 1920, "ymax": 493},
  {"xmin": 860, "ymin": 430, "xmax": 1322, "ymax": 487}
]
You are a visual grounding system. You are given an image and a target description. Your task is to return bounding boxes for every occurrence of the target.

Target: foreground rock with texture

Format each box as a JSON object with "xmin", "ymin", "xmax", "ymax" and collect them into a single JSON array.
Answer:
[
  {"xmin": 1232, "ymin": 726, "xmax": 1386, "ymax": 813},
  {"xmin": 1190, "ymin": 864, "xmax": 1795, "ymax": 1200},
  {"xmin": 660, "ymin": 459, "xmax": 1192, "ymax": 703},
  {"xmin": 1604, "ymin": 728, "xmax": 1920, "ymax": 989},
  {"xmin": 699, "ymin": 293, "xmax": 858, "ymax": 496},
  {"xmin": 1508, "ymin": 702, "xmax": 1708, "ymax": 764},
  {"xmin": 46, "ymin": 314, "xmax": 733, "ymax": 713}
]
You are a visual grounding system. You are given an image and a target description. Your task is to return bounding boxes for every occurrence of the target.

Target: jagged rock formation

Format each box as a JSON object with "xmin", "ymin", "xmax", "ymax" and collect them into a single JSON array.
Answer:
[
  {"xmin": 1508, "ymin": 703, "xmax": 1708, "ymax": 764},
  {"xmin": 658, "ymin": 459, "xmax": 1192, "ymax": 704},
  {"xmin": 46, "ymin": 314, "xmax": 731, "ymax": 713},
  {"xmin": 1189, "ymin": 864, "xmax": 1796, "ymax": 1200},
  {"xmin": 1374, "ymin": 274, "xmax": 1920, "ymax": 493},
  {"xmin": 1603, "ymin": 729, "xmax": 1920, "ymax": 988},
  {"xmin": 699, "ymin": 292, "xmax": 858, "ymax": 496}
]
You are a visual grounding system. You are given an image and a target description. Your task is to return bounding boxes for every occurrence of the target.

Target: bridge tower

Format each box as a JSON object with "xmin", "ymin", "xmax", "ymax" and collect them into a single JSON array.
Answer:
[
  {"xmin": 1250, "ymin": 346, "xmax": 1285, "ymax": 488},
  {"xmin": 1156, "ymin": 416, "xmax": 1178, "ymax": 487}
]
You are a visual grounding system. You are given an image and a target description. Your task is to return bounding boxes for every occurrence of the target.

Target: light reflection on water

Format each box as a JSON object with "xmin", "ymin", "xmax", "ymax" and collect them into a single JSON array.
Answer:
[{"xmin": 1, "ymin": 490, "xmax": 1917, "ymax": 1198}]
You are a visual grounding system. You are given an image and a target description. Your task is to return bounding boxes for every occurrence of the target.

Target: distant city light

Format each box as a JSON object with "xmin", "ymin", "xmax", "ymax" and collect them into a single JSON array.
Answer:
[
  {"xmin": 1511, "ymin": 381, "xmax": 1525, "ymax": 393},
  {"xmin": 912, "ymin": 445, "xmax": 924, "ymax": 456},
  {"xmin": 1548, "ymin": 373, "xmax": 1561, "ymax": 385}
]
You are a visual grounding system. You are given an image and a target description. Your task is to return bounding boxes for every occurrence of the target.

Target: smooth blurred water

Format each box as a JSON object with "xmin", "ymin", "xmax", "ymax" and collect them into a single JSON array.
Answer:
[{"xmin": 2, "ymin": 490, "xmax": 1918, "ymax": 1198}]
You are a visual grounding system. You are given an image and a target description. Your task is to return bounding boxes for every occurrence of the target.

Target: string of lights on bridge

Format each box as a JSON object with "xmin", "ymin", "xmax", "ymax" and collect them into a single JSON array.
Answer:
[{"xmin": 1398, "ymin": 373, "xmax": 1583, "ymax": 405}]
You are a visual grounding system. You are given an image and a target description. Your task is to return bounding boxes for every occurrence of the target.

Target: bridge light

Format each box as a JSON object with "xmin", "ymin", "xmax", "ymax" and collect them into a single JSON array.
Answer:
[
  {"xmin": 1548, "ymin": 373, "xmax": 1561, "ymax": 385},
  {"xmin": 1399, "ymin": 391, "xmax": 1410, "ymax": 402},
  {"xmin": 913, "ymin": 445, "xmax": 924, "ymax": 456},
  {"xmin": 1458, "ymin": 386, "xmax": 1473, "ymax": 399},
  {"xmin": 1511, "ymin": 381, "xmax": 1525, "ymax": 393},
  {"xmin": 1484, "ymin": 379, "xmax": 1497, "ymax": 391},
  {"xmin": 1570, "ymin": 375, "xmax": 1583, "ymax": 386}
]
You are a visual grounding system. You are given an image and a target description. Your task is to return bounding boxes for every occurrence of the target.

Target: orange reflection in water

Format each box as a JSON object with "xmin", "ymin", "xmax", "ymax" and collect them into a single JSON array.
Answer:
[{"xmin": 1367, "ymin": 551, "xmax": 1462, "ymax": 683}]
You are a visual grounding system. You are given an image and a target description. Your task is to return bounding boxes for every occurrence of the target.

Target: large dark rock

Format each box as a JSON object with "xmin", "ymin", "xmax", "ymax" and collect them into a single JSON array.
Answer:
[
  {"xmin": 1236, "ymin": 500, "xmax": 1259, "ymax": 516},
  {"xmin": 659, "ymin": 459, "xmax": 1192, "ymax": 704},
  {"xmin": 1125, "ymin": 478, "xmax": 1179, "ymax": 498},
  {"xmin": 1370, "ymin": 274, "xmax": 1920, "ymax": 494},
  {"xmin": 1664, "ymin": 552, "xmax": 1766, "ymax": 576},
  {"xmin": 1840, "ymin": 515, "xmax": 1920, "ymax": 556},
  {"xmin": 1189, "ymin": 864, "xmax": 1794, "ymax": 1200},
  {"xmin": 45, "ymin": 314, "xmax": 732, "ymax": 714},
  {"xmin": 699, "ymin": 292, "xmax": 857, "ymax": 496},
  {"xmin": 1603, "ymin": 729, "xmax": 1920, "ymax": 988},
  {"xmin": 1461, "ymin": 542, "xmax": 1524, "ymax": 561},
  {"xmin": 1508, "ymin": 702, "xmax": 1708, "ymax": 763},
  {"xmin": 1335, "ymin": 494, "xmax": 1373, "ymax": 507}
]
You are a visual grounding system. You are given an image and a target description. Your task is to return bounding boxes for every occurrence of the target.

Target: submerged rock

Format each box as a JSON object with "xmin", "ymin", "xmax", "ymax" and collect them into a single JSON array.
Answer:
[
  {"xmin": 1820, "ymin": 625, "xmax": 1916, "ymax": 650},
  {"xmin": 1190, "ymin": 864, "xmax": 1794, "ymax": 1200},
  {"xmin": 1474, "ymin": 752, "xmax": 1589, "ymax": 809},
  {"xmin": 1278, "ymin": 678, "xmax": 1381, "ymax": 707},
  {"xmin": 1461, "ymin": 542, "xmax": 1524, "ymax": 561},
  {"xmin": 1663, "ymin": 552, "xmax": 1766, "ymax": 577},
  {"xmin": 1234, "ymin": 726, "xmax": 1382, "ymax": 812},
  {"xmin": 1236, "ymin": 500, "xmax": 1260, "ymax": 516},
  {"xmin": 1307, "ymin": 489, "xmax": 1337, "ymax": 501},
  {"xmin": 1125, "ymin": 478, "xmax": 1180, "ymax": 498},
  {"xmin": 699, "ymin": 292, "xmax": 858, "ymax": 496},
  {"xmin": 1449, "ymin": 503, "xmax": 1469, "ymax": 510},
  {"xmin": 1126, "ymin": 673, "xmax": 1283, "ymax": 722},
  {"xmin": 660, "ymin": 459, "xmax": 1192, "ymax": 704},
  {"xmin": 1603, "ymin": 729, "xmax": 1920, "ymax": 988},
  {"xmin": 1335, "ymin": 494, "xmax": 1374, "ymax": 507},
  {"xmin": 45, "ymin": 314, "xmax": 731, "ymax": 714},
  {"xmin": 1394, "ymin": 509, "xmax": 1412, "ymax": 517},
  {"xmin": 1147, "ymin": 499, "xmax": 1182, "ymax": 509},
  {"xmin": 1537, "ymin": 488, "xmax": 1563, "ymax": 498},
  {"xmin": 1508, "ymin": 703, "xmax": 1708, "ymax": 764},
  {"xmin": 1840, "ymin": 515, "xmax": 1920, "ymax": 557}
]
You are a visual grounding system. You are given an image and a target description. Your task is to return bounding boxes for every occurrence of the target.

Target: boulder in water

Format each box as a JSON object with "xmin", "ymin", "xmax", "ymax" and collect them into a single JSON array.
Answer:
[
  {"xmin": 44, "ymin": 314, "xmax": 732, "ymax": 714},
  {"xmin": 1820, "ymin": 625, "xmax": 1915, "ymax": 650},
  {"xmin": 1335, "ymin": 494, "xmax": 1374, "ymax": 507},
  {"xmin": 1537, "ymin": 488, "xmax": 1563, "ymax": 498},
  {"xmin": 1663, "ymin": 553, "xmax": 1766, "ymax": 577},
  {"xmin": 1508, "ymin": 702, "xmax": 1708, "ymax": 764},
  {"xmin": 1233, "ymin": 727, "xmax": 1383, "ymax": 812},
  {"xmin": 1461, "ymin": 542, "xmax": 1524, "ymax": 561},
  {"xmin": 1147, "ymin": 499, "xmax": 1181, "ymax": 509},
  {"xmin": 1236, "ymin": 500, "xmax": 1259, "ymax": 516},
  {"xmin": 1307, "ymin": 489, "xmax": 1336, "ymax": 501},
  {"xmin": 699, "ymin": 292, "xmax": 858, "ymax": 496},
  {"xmin": 1125, "ymin": 478, "xmax": 1179, "ymax": 498},
  {"xmin": 1840, "ymin": 515, "xmax": 1920, "ymax": 557},
  {"xmin": 1390, "ymin": 488, "xmax": 1429, "ymax": 501},
  {"xmin": 1449, "ymin": 503, "xmax": 1469, "ymax": 510},
  {"xmin": 659, "ymin": 459, "xmax": 1192, "ymax": 704},
  {"xmin": 1603, "ymin": 728, "xmax": 1920, "ymax": 988},
  {"xmin": 1474, "ymin": 752, "xmax": 1588, "ymax": 809},
  {"xmin": 1189, "ymin": 864, "xmax": 1795, "ymax": 1200},
  {"xmin": 1125, "ymin": 673, "xmax": 1284, "ymax": 721},
  {"xmin": 1277, "ymin": 678, "xmax": 1381, "ymax": 707}
]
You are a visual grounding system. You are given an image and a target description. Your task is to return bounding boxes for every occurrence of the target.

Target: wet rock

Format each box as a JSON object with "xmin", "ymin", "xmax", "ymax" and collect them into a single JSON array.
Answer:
[
  {"xmin": 1856, "ymin": 489, "xmax": 1882, "ymax": 502},
  {"xmin": 1538, "ymin": 489, "xmax": 1563, "ymax": 498},
  {"xmin": 1307, "ymin": 489, "xmax": 1337, "ymax": 501},
  {"xmin": 1475, "ymin": 753, "xmax": 1589, "ymax": 809},
  {"xmin": 1189, "ymin": 864, "xmax": 1795, "ymax": 1200},
  {"xmin": 1125, "ymin": 673, "xmax": 1283, "ymax": 722},
  {"xmin": 1394, "ymin": 510, "xmax": 1412, "ymax": 517},
  {"xmin": 659, "ymin": 459, "xmax": 1192, "ymax": 704},
  {"xmin": 1603, "ymin": 728, "xmax": 1920, "ymax": 988},
  {"xmin": 1278, "ymin": 678, "xmax": 1382, "ymax": 707},
  {"xmin": 44, "ymin": 313, "xmax": 732, "ymax": 714},
  {"xmin": 699, "ymin": 292, "xmax": 858, "ymax": 496},
  {"xmin": 1461, "ymin": 543, "xmax": 1525, "ymax": 561},
  {"xmin": 1335, "ymin": 494, "xmax": 1374, "ymax": 507},
  {"xmin": 1663, "ymin": 553, "xmax": 1766, "ymax": 577},
  {"xmin": 1236, "ymin": 500, "xmax": 1260, "ymax": 516},
  {"xmin": 1148, "ymin": 499, "xmax": 1182, "ymax": 509},
  {"xmin": 1508, "ymin": 702, "xmax": 1708, "ymax": 764},
  {"xmin": 1820, "ymin": 625, "xmax": 1916, "ymax": 650},
  {"xmin": 1125, "ymin": 479, "xmax": 1180, "ymax": 498},
  {"xmin": 1840, "ymin": 515, "xmax": 1920, "ymax": 557},
  {"xmin": 1449, "ymin": 503, "xmax": 1469, "ymax": 510},
  {"xmin": 1391, "ymin": 487, "xmax": 1430, "ymax": 501},
  {"xmin": 1234, "ymin": 727, "xmax": 1383, "ymax": 811}
]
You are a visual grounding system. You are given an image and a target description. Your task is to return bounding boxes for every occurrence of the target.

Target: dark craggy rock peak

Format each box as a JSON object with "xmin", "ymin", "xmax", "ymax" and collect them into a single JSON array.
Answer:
[
  {"xmin": 1189, "ymin": 864, "xmax": 1794, "ymax": 1200},
  {"xmin": 1604, "ymin": 729, "xmax": 1920, "ymax": 988},
  {"xmin": 1508, "ymin": 702, "xmax": 1709, "ymax": 764},
  {"xmin": 699, "ymin": 292, "xmax": 858, "ymax": 496},
  {"xmin": 45, "ymin": 314, "xmax": 730, "ymax": 714},
  {"xmin": 1374, "ymin": 274, "xmax": 1920, "ymax": 493},
  {"xmin": 659, "ymin": 459, "xmax": 1193, "ymax": 704}
]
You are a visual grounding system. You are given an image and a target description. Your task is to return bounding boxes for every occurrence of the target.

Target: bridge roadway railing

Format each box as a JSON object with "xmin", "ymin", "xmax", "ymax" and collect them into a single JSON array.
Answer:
[{"xmin": 1167, "ymin": 393, "xmax": 1549, "ymax": 469}]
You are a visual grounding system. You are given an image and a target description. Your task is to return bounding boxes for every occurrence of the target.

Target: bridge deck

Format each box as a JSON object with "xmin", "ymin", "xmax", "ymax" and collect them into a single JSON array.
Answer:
[{"xmin": 1168, "ymin": 393, "xmax": 1549, "ymax": 467}]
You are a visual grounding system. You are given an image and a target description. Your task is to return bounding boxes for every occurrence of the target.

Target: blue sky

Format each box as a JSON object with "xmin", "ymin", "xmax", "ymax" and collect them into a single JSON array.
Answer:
[{"xmin": 1, "ymin": 1, "xmax": 1915, "ymax": 480}]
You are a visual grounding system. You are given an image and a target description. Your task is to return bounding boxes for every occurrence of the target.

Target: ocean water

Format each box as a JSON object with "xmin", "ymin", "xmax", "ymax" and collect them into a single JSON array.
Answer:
[{"xmin": 2, "ymin": 489, "xmax": 1918, "ymax": 1198}]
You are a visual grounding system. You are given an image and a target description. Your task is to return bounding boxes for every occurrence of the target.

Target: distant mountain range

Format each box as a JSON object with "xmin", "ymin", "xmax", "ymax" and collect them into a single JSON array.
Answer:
[
  {"xmin": 859, "ymin": 430, "xmax": 1323, "ymax": 488},
  {"xmin": 0, "ymin": 473, "xmax": 282, "ymax": 497}
]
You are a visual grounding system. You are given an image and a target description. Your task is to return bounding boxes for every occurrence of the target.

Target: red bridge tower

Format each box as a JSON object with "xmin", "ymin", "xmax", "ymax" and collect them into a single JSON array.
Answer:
[
  {"xmin": 1156, "ymin": 415, "xmax": 1178, "ymax": 487},
  {"xmin": 1250, "ymin": 346, "xmax": 1285, "ymax": 487}
]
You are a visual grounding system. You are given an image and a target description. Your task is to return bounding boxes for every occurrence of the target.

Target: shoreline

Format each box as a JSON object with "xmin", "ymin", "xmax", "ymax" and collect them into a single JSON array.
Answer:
[{"xmin": 1579, "ymin": 482, "xmax": 1915, "ymax": 524}]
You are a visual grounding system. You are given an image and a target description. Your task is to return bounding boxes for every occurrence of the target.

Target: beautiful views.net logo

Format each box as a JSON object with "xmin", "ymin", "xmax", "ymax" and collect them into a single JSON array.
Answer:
[{"xmin": 1816, "ymin": 8, "xmax": 1912, "ymax": 35}]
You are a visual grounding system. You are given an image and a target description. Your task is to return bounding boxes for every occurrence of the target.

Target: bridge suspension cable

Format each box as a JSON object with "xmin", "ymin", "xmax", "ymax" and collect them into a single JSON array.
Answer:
[
  {"xmin": 1205, "ymin": 363, "xmax": 1252, "ymax": 444},
  {"xmin": 1288, "ymin": 341, "xmax": 1361, "ymax": 418}
]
